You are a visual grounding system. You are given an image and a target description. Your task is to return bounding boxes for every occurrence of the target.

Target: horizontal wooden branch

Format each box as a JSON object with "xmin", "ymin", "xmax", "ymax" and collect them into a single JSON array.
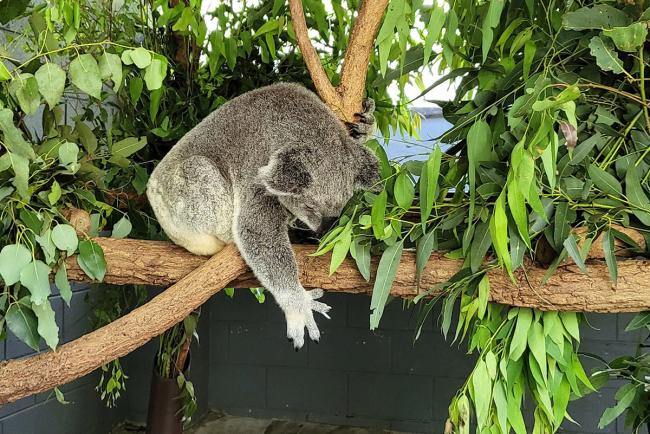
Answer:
[{"xmin": 1, "ymin": 237, "xmax": 649, "ymax": 405}]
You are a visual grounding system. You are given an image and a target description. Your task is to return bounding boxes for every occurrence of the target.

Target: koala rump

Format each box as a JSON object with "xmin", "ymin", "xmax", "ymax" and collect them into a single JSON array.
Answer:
[{"xmin": 146, "ymin": 83, "xmax": 380, "ymax": 349}]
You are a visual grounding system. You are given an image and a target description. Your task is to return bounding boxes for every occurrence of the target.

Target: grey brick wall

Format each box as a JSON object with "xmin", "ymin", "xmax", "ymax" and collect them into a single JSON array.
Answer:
[
  {"xmin": 1, "ymin": 284, "xmax": 647, "ymax": 434},
  {"xmin": 207, "ymin": 292, "xmax": 647, "ymax": 434}
]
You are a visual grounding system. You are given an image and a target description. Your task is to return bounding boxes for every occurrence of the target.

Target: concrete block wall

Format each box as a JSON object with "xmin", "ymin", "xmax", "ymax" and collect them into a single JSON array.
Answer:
[
  {"xmin": 207, "ymin": 291, "xmax": 647, "ymax": 434},
  {"xmin": 0, "ymin": 283, "xmax": 127, "ymax": 434},
  {"xmin": 1, "ymin": 284, "xmax": 647, "ymax": 434}
]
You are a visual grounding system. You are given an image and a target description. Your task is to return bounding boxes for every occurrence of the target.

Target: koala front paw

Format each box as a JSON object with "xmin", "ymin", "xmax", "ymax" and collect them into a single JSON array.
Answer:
[
  {"xmin": 284, "ymin": 288, "xmax": 331, "ymax": 350},
  {"xmin": 346, "ymin": 99, "xmax": 376, "ymax": 142}
]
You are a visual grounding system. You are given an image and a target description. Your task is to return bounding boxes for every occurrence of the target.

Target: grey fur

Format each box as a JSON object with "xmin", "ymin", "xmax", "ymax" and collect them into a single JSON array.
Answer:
[{"xmin": 147, "ymin": 83, "xmax": 379, "ymax": 348}]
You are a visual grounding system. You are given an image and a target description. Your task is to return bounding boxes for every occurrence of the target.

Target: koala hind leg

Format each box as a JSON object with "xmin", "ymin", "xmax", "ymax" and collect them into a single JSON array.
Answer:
[{"xmin": 147, "ymin": 155, "xmax": 232, "ymax": 256}]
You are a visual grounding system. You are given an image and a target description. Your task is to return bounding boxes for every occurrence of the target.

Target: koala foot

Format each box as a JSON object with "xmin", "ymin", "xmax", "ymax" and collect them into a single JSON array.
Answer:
[
  {"xmin": 346, "ymin": 98, "xmax": 375, "ymax": 142},
  {"xmin": 284, "ymin": 288, "xmax": 331, "ymax": 349}
]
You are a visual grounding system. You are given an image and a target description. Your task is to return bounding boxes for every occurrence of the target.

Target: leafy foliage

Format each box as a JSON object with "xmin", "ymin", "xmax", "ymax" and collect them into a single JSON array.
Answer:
[{"xmin": 317, "ymin": 0, "xmax": 650, "ymax": 432}]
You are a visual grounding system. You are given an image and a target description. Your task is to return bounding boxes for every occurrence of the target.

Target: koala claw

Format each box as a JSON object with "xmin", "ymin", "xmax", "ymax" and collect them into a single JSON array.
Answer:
[{"xmin": 284, "ymin": 289, "xmax": 331, "ymax": 349}]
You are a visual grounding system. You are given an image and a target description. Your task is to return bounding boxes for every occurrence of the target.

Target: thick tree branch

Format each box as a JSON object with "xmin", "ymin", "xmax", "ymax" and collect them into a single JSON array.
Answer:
[
  {"xmin": 0, "ymin": 237, "xmax": 649, "ymax": 404},
  {"xmin": 288, "ymin": 0, "xmax": 342, "ymax": 115},
  {"xmin": 338, "ymin": 0, "xmax": 390, "ymax": 116},
  {"xmin": 288, "ymin": 0, "xmax": 389, "ymax": 121}
]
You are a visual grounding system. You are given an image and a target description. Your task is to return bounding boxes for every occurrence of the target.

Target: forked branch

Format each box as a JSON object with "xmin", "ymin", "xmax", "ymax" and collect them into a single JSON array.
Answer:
[{"xmin": 288, "ymin": 0, "xmax": 390, "ymax": 121}]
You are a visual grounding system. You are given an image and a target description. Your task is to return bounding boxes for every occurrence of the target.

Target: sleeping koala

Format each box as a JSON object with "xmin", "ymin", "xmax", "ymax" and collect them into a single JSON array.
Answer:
[{"xmin": 146, "ymin": 83, "xmax": 379, "ymax": 349}]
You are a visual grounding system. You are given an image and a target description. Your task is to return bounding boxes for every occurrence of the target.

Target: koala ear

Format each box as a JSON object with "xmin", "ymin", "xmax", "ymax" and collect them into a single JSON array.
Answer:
[
  {"xmin": 353, "ymin": 145, "xmax": 381, "ymax": 192},
  {"xmin": 258, "ymin": 148, "xmax": 313, "ymax": 196}
]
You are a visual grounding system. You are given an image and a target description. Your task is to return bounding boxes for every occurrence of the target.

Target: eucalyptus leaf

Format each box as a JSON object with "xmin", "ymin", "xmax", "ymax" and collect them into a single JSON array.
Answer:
[
  {"xmin": 77, "ymin": 239, "xmax": 106, "ymax": 281},
  {"xmin": 55, "ymin": 262, "xmax": 72, "ymax": 306},
  {"xmin": 20, "ymin": 260, "xmax": 52, "ymax": 305},
  {"xmin": 33, "ymin": 298, "xmax": 59, "ymax": 350},
  {"xmin": 6, "ymin": 301, "xmax": 40, "ymax": 351},
  {"xmin": 0, "ymin": 243, "xmax": 32, "ymax": 285},
  {"xmin": 34, "ymin": 62, "xmax": 66, "ymax": 109},
  {"xmin": 69, "ymin": 54, "xmax": 102, "ymax": 99},
  {"xmin": 588, "ymin": 36, "xmax": 626, "ymax": 75},
  {"xmin": 369, "ymin": 242, "xmax": 403, "ymax": 330},
  {"xmin": 52, "ymin": 224, "xmax": 79, "ymax": 255}
]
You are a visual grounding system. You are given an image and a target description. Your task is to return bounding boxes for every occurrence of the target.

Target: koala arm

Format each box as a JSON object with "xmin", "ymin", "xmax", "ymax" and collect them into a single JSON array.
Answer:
[{"xmin": 233, "ymin": 185, "xmax": 330, "ymax": 348}]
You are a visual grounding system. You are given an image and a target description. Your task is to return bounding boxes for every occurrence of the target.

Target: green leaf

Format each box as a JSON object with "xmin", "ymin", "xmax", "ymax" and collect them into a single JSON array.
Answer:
[
  {"xmin": 54, "ymin": 387, "xmax": 70, "ymax": 405},
  {"xmin": 129, "ymin": 77, "xmax": 143, "ymax": 104},
  {"xmin": 69, "ymin": 54, "xmax": 102, "ymax": 99},
  {"xmin": 588, "ymin": 164, "xmax": 623, "ymax": 197},
  {"xmin": 0, "ymin": 61, "xmax": 10, "ymax": 80},
  {"xmin": 625, "ymin": 312, "xmax": 650, "ymax": 331},
  {"xmin": 20, "ymin": 260, "xmax": 52, "ymax": 305},
  {"xmin": 420, "ymin": 145, "xmax": 441, "ymax": 226},
  {"xmin": 33, "ymin": 298, "xmax": 59, "ymax": 350},
  {"xmin": 416, "ymin": 228, "xmax": 437, "ymax": 280},
  {"xmin": 52, "ymin": 224, "xmax": 78, "ymax": 255},
  {"xmin": 36, "ymin": 229, "xmax": 56, "ymax": 265},
  {"xmin": 9, "ymin": 152, "xmax": 30, "ymax": 199},
  {"xmin": 129, "ymin": 47, "xmax": 152, "ymax": 69},
  {"xmin": 588, "ymin": 36, "xmax": 626, "ymax": 75},
  {"xmin": 494, "ymin": 380, "xmax": 508, "ymax": 433},
  {"xmin": 489, "ymin": 192, "xmax": 512, "ymax": 275},
  {"xmin": 98, "ymin": 52, "xmax": 123, "ymax": 91},
  {"xmin": 253, "ymin": 19, "xmax": 279, "ymax": 37},
  {"xmin": 477, "ymin": 275, "xmax": 490, "ymax": 319},
  {"xmin": 111, "ymin": 136, "xmax": 147, "ymax": 158},
  {"xmin": 144, "ymin": 58, "xmax": 167, "ymax": 90},
  {"xmin": 470, "ymin": 221, "xmax": 492, "ymax": 272},
  {"xmin": 563, "ymin": 5, "xmax": 631, "ymax": 31},
  {"xmin": 472, "ymin": 358, "xmax": 492, "ymax": 428},
  {"xmin": 0, "ymin": 243, "xmax": 32, "ymax": 285},
  {"xmin": 560, "ymin": 312, "xmax": 580, "ymax": 341},
  {"xmin": 75, "ymin": 120, "xmax": 98, "ymax": 154},
  {"xmin": 48, "ymin": 180, "xmax": 62, "ymax": 205},
  {"xmin": 58, "ymin": 141, "xmax": 80, "ymax": 173},
  {"xmin": 223, "ymin": 287, "xmax": 235, "ymax": 298},
  {"xmin": 563, "ymin": 233, "xmax": 587, "ymax": 273},
  {"xmin": 422, "ymin": 4, "xmax": 444, "ymax": 65},
  {"xmin": 527, "ymin": 321, "xmax": 547, "ymax": 381},
  {"xmin": 625, "ymin": 166, "xmax": 650, "ymax": 226},
  {"xmin": 509, "ymin": 307, "xmax": 532, "ymax": 361},
  {"xmin": 330, "ymin": 228, "xmax": 351, "ymax": 275},
  {"xmin": 55, "ymin": 262, "xmax": 72, "ymax": 306},
  {"xmin": 602, "ymin": 228, "xmax": 618, "ymax": 284},
  {"xmin": 6, "ymin": 301, "xmax": 40, "ymax": 351},
  {"xmin": 77, "ymin": 239, "xmax": 106, "ymax": 281},
  {"xmin": 0, "ymin": 108, "xmax": 35, "ymax": 159},
  {"xmin": 371, "ymin": 190, "xmax": 387, "ymax": 239},
  {"xmin": 394, "ymin": 172, "xmax": 414, "ymax": 209},
  {"xmin": 507, "ymin": 180, "xmax": 531, "ymax": 249},
  {"xmin": 604, "ymin": 22, "xmax": 648, "ymax": 52},
  {"xmin": 598, "ymin": 383, "xmax": 638, "ymax": 429},
  {"xmin": 9, "ymin": 73, "xmax": 40, "ymax": 114},
  {"xmin": 351, "ymin": 238, "xmax": 371, "ymax": 281},
  {"xmin": 370, "ymin": 242, "xmax": 403, "ymax": 330},
  {"xmin": 553, "ymin": 201, "xmax": 575, "ymax": 250},
  {"xmin": 34, "ymin": 63, "xmax": 66, "ymax": 109},
  {"xmin": 481, "ymin": 0, "xmax": 505, "ymax": 62},
  {"xmin": 111, "ymin": 216, "xmax": 132, "ymax": 239},
  {"xmin": 468, "ymin": 120, "xmax": 491, "ymax": 221}
]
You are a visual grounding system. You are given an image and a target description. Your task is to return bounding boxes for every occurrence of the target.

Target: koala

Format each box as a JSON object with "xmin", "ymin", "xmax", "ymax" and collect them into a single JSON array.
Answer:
[{"xmin": 146, "ymin": 83, "xmax": 380, "ymax": 349}]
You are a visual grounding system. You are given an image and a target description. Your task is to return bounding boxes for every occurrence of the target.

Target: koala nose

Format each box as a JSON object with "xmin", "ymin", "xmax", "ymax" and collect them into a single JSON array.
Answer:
[{"xmin": 318, "ymin": 217, "xmax": 339, "ymax": 236}]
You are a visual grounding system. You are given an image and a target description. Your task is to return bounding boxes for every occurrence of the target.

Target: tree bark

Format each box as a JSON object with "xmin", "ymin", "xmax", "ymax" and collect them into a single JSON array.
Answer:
[
  {"xmin": 0, "ymin": 244, "xmax": 247, "ymax": 405},
  {"xmin": 288, "ymin": 0, "xmax": 389, "ymax": 121},
  {"xmin": 1, "ymin": 237, "xmax": 649, "ymax": 404}
]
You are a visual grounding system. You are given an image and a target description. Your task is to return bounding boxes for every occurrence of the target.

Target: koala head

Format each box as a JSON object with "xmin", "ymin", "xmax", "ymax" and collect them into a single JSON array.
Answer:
[{"xmin": 258, "ymin": 143, "xmax": 380, "ymax": 235}]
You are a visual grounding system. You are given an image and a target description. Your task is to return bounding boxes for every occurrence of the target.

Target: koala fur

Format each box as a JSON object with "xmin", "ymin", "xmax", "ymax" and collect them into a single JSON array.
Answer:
[{"xmin": 146, "ymin": 83, "xmax": 379, "ymax": 348}]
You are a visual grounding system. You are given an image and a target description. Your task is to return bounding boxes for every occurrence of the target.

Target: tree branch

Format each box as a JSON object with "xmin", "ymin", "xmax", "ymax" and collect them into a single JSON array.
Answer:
[
  {"xmin": 288, "ymin": 0, "xmax": 389, "ymax": 121},
  {"xmin": 337, "ymin": 0, "xmax": 390, "ymax": 118},
  {"xmin": 1, "ymin": 237, "xmax": 649, "ymax": 404},
  {"xmin": 288, "ymin": 0, "xmax": 342, "ymax": 115}
]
